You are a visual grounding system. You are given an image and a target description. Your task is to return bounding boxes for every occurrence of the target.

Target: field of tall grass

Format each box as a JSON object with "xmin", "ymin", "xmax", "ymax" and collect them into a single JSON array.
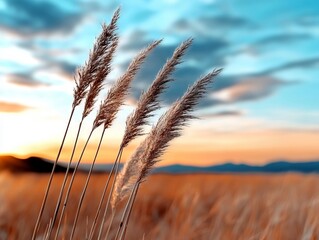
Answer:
[
  {"xmin": 23, "ymin": 7, "xmax": 223, "ymax": 239},
  {"xmin": 1, "ymin": 172, "xmax": 319, "ymax": 239},
  {"xmin": 3, "ymin": 7, "xmax": 316, "ymax": 240}
]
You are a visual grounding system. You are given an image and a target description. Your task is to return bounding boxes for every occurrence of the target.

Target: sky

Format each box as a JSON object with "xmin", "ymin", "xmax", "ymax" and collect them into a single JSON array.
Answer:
[{"xmin": 0, "ymin": 0, "xmax": 318, "ymax": 166}]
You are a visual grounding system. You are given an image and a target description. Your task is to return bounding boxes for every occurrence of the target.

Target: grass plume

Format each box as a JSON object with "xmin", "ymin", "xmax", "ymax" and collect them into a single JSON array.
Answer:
[
  {"xmin": 93, "ymin": 40, "xmax": 162, "ymax": 130},
  {"xmin": 31, "ymin": 10, "xmax": 120, "ymax": 240},
  {"xmin": 72, "ymin": 7, "xmax": 120, "ymax": 109},
  {"xmin": 138, "ymin": 69, "xmax": 222, "ymax": 182},
  {"xmin": 56, "ymin": 40, "xmax": 161, "ymax": 240},
  {"xmin": 93, "ymin": 39, "xmax": 193, "ymax": 238},
  {"xmin": 44, "ymin": 10, "xmax": 120, "ymax": 239},
  {"xmin": 31, "ymin": 6, "xmax": 223, "ymax": 238},
  {"xmin": 121, "ymin": 38, "xmax": 193, "ymax": 148},
  {"xmin": 111, "ymin": 145, "xmax": 144, "ymax": 210},
  {"xmin": 113, "ymin": 69, "xmax": 222, "ymax": 239},
  {"xmin": 82, "ymin": 37, "xmax": 119, "ymax": 118}
]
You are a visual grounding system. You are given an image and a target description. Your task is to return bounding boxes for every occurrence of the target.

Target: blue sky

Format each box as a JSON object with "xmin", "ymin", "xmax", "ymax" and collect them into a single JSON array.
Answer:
[{"xmin": 0, "ymin": 0, "xmax": 318, "ymax": 165}]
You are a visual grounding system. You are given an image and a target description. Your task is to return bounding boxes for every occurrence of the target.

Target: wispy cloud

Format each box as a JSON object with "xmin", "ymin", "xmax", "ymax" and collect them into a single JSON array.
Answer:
[
  {"xmin": 210, "ymin": 76, "xmax": 296, "ymax": 105},
  {"xmin": 0, "ymin": 101, "xmax": 31, "ymax": 113}
]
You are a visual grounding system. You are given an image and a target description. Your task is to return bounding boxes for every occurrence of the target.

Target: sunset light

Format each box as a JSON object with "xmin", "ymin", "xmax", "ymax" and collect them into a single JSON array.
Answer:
[
  {"xmin": 0, "ymin": 0, "xmax": 318, "ymax": 166},
  {"xmin": 1, "ymin": 1, "xmax": 319, "ymax": 239}
]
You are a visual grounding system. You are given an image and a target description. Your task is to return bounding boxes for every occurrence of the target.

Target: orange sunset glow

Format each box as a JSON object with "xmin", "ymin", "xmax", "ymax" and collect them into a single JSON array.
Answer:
[
  {"xmin": 1, "ymin": 0, "xmax": 319, "ymax": 168},
  {"xmin": 1, "ymin": 109, "xmax": 319, "ymax": 166}
]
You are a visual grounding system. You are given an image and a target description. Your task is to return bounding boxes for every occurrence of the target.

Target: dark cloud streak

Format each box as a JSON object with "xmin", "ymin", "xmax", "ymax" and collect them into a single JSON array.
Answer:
[
  {"xmin": 6, "ymin": 73, "xmax": 51, "ymax": 87},
  {"xmin": 259, "ymin": 57, "xmax": 319, "ymax": 75},
  {"xmin": 201, "ymin": 110, "xmax": 243, "ymax": 118},
  {"xmin": 0, "ymin": 0, "xmax": 83, "ymax": 35},
  {"xmin": 254, "ymin": 33, "xmax": 312, "ymax": 46}
]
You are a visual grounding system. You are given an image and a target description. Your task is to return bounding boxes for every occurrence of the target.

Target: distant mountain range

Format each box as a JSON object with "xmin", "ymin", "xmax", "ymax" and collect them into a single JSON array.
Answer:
[
  {"xmin": 1, "ymin": 155, "xmax": 319, "ymax": 174},
  {"xmin": 154, "ymin": 161, "xmax": 319, "ymax": 174}
]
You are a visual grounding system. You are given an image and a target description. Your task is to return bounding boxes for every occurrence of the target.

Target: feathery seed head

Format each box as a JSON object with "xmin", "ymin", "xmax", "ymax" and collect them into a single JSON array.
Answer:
[
  {"xmin": 113, "ymin": 69, "xmax": 221, "ymax": 207},
  {"xmin": 82, "ymin": 37, "xmax": 119, "ymax": 118},
  {"xmin": 137, "ymin": 68, "xmax": 222, "ymax": 181},
  {"xmin": 121, "ymin": 39, "xmax": 193, "ymax": 148},
  {"xmin": 93, "ymin": 40, "xmax": 161, "ymax": 130},
  {"xmin": 72, "ymin": 8, "xmax": 120, "ymax": 109},
  {"xmin": 111, "ymin": 145, "xmax": 146, "ymax": 209}
]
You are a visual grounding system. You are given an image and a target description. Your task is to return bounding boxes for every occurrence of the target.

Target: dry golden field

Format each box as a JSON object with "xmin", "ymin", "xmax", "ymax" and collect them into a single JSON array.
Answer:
[{"xmin": 0, "ymin": 172, "xmax": 319, "ymax": 240}]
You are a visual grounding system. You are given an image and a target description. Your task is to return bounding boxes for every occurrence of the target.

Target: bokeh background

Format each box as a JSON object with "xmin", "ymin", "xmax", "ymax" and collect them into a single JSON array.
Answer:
[{"xmin": 0, "ymin": 0, "xmax": 318, "ymax": 166}]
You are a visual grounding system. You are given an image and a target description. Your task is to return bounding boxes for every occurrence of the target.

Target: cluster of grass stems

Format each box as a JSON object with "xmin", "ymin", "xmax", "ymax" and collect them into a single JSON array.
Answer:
[{"xmin": 32, "ymin": 8, "xmax": 221, "ymax": 240}]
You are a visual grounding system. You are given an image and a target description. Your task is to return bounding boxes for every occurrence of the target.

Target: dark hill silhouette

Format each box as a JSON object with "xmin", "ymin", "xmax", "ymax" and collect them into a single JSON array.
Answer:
[{"xmin": 0, "ymin": 156, "xmax": 67, "ymax": 173}]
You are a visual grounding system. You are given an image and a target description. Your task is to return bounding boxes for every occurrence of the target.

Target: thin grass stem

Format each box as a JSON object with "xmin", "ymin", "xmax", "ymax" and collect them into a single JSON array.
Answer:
[
  {"xmin": 114, "ymin": 183, "xmax": 138, "ymax": 240},
  {"xmin": 97, "ymin": 150, "xmax": 123, "ymax": 240},
  {"xmin": 70, "ymin": 128, "xmax": 106, "ymax": 239},
  {"xmin": 119, "ymin": 183, "xmax": 140, "ymax": 240},
  {"xmin": 105, "ymin": 210, "xmax": 116, "ymax": 240},
  {"xmin": 46, "ymin": 117, "xmax": 85, "ymax": 239},
  {"xmin": 43, "ymin": 218, "xmax": 52, "ymax": 240},
  {"xmin": 54, "ymin": 128, "xmax": 94, "ymax": 239},
  {"xmin": 32, "ymin": 107, "xmax": 75, "ymax": 240},
  {"xmin": 88, "ymin": 148, "xmax": 122, "ymax": 240}
]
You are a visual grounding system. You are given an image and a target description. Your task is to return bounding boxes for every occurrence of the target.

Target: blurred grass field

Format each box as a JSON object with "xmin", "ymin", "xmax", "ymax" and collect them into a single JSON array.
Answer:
[{"xmin": 1, "ymin": 172, "xmax": 319, "ymax": 239}]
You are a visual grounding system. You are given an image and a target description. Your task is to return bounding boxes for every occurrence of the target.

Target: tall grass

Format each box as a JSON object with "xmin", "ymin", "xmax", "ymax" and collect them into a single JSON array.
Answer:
[
  {"xmin": 67, "ymin": 40, "xmax": 161, "ymax": 240},
  {"xmin": 52, "ymin": 40, "xmax": 160, "ymax": 240},
  {"xmin": 111, "ymin": 69, "xmax": 221, "ymax": 239},
  {"xmin": 5, "ymin": 173, "xmax": 319, "ymax": 239},
  {"xmin": 32, "ymin": 8, "xmax": 120, "ymax": 240},
  {"xmin": 33, "ymin": 7, "xmax": 221, "ymax": 240},
  {"xmin": 92, "ymin": 39, "xmax": 193, "ymax": 239},
  {"xmin": 44, "ymin": 9, "xmax": 120, "ymax": 239}
]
